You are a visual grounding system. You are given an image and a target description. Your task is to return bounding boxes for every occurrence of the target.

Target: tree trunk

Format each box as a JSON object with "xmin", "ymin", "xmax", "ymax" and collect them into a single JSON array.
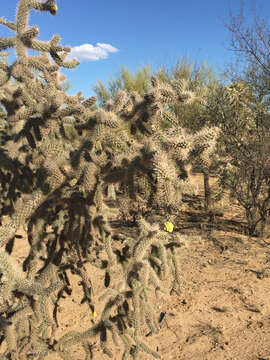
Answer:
[
  {"xmin": 246, "ymin": 207, "xmax": 260, "ymax": 237},
  {"xmin": 203, "ymin": 171, "xmax": 211, "ymax": 210}
]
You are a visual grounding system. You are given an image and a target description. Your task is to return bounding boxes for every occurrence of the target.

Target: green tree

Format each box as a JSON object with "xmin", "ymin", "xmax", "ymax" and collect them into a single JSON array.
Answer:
[
  {"xmin": 93, "ymin": 58, "xmax": 224, "ymax": 133},
  {"xmin": 93, "ymin": 63, "xmax": 152, "ymax": 106}
]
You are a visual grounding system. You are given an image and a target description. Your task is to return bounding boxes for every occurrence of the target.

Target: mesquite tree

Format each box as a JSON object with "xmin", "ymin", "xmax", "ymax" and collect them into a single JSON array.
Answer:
[{"xmin": 206, "ymin": 80, "xmax": 270, "ymax": 236}]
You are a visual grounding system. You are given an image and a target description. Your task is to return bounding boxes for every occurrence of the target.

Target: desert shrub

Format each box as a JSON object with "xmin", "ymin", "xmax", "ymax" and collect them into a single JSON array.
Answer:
[{"xmin": 205, "ymin": 80, "xmax": 270, "ymax": 236}]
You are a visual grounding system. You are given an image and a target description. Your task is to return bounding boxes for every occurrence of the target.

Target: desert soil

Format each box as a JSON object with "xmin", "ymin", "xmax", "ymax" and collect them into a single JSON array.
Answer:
[{"xmin": 2, "ymin": 174, "xmax": 270, "ymax": 360}]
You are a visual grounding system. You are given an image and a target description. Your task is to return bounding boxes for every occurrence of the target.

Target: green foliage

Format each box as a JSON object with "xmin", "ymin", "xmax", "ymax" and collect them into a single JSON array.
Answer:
[
  {"xmin": 161, "ymin": 59, "xmax": 223, "ymax": 131},
  {"xmin": 93, "ymin": 63, "xmax": 152, "ymax": 106},
  {"xmin": 93, "ymin": 58, "xmax": 224, "ymax": 134}
]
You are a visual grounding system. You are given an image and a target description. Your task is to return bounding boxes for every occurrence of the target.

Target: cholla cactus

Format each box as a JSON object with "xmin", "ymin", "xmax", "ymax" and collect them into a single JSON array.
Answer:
[
  {"xmin": 0, "ymin": 1, "xmax": 219, "ymax": 359},
  {"xmin": 187, "ymin": 126, "xmax": 220, "ymax": 209}
]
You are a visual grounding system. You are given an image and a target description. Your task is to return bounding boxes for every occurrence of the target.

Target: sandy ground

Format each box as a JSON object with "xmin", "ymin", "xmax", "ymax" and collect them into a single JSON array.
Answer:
[{"xmin": 2, "ymin": 176, "xmax": 270, "ymax": 359}]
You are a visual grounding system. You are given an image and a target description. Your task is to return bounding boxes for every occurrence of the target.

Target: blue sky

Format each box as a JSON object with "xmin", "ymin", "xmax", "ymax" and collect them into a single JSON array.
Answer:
[{"xmin": 0, "ymin": 0, "xmax": 268, "ymax": 98}]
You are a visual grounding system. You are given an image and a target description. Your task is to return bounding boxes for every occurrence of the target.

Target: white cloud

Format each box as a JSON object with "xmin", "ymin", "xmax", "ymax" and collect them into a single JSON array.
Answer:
[{"xmin": 66, "ymin": 42, "xmax": 119, "ymax": 62}]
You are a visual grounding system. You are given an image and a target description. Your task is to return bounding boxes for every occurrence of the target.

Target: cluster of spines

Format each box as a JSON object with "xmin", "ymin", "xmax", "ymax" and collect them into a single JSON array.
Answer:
[{"xmin": 0, "ymin": 0, "xmax": 220, "ymax": 358}]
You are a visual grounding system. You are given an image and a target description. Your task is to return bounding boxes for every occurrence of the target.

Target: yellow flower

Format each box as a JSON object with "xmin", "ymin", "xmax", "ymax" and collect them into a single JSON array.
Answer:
[
  {"xmin": 93, "ymin": 310, "xmax": 97, "ymax": 318},
  {"xmin": 69, "ymin": 178, "xmax": 77, "ymax": 186},
  {"xmin": 164, "ymin": 221, "xmax": 174, "ymax": 233},
  {"xmin": 50, "ymin": 4, "xmax": 58, "ymax": 15}
]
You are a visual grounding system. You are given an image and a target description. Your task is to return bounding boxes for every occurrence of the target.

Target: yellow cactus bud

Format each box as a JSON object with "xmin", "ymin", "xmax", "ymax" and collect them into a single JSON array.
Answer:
[
  {"xmin": 164, "ymin": 221, "xmax": 174, "ymax": 233},
  {"xmin": 69, "ymin": 178, "xmax": 77, "ymax": 186},
  {"xmin": 50, "ymin": 4, "xmax": 58, "ymax": 15}
]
